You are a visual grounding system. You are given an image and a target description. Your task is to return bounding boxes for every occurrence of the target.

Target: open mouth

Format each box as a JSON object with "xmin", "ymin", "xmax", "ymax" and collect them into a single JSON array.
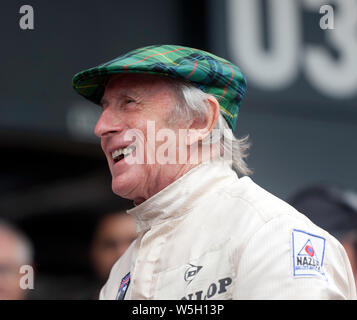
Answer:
[{"xmin": 111, "ymin": 145, "xmax": 136, "ymax": 164}]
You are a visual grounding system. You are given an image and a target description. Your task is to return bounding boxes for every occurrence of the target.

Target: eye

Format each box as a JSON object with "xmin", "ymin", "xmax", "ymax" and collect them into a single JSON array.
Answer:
[
  {"xmin": 125, "ymin": 98, "xmax": 135, "ymax": 104},
  {"xmin": 122, "ymin": 97, "xmax": 137, "ymax": 109}
]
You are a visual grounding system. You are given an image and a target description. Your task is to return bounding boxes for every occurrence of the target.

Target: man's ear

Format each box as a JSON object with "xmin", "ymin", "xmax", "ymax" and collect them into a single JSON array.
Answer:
[{"xmin": 186, "ymin": 95, "xmax": 220, "ymax": 146}]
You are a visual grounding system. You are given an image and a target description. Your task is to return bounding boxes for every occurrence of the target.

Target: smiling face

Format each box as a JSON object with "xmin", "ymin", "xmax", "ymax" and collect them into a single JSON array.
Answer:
[{"xmin": 94, "ymin": 74, "xmax": 193, "ymax": 204}]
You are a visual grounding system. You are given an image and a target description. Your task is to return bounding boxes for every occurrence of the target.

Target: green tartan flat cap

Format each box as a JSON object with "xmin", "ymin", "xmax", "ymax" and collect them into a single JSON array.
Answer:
[{"xmin": 72, "ymin": 45, "xmax": 246, "ymax": 130}]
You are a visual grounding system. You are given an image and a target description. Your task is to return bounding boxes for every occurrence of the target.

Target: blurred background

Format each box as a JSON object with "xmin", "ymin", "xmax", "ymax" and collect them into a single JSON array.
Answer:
[{"xmin": 0, "ymin": 0, "xmax": 356, "ymax": 299}]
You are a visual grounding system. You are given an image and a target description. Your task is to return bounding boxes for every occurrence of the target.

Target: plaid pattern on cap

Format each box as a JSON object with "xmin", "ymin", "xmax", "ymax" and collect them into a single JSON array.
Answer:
[{"xmin": 72, "ymin": 45, "xmax": 246, "ymax": 130}]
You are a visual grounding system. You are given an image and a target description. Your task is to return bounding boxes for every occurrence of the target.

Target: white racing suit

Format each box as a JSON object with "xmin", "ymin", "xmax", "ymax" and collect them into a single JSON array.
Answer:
[{"xmin": 100, "ymin": 160, "xmax": 357, "ymax": 300}]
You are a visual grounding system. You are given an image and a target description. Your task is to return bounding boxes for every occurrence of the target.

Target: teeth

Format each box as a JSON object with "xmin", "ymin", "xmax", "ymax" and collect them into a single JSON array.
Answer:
[{"xmin": 111, "ymin": 145, "xmax": 136, "ymax": 160}]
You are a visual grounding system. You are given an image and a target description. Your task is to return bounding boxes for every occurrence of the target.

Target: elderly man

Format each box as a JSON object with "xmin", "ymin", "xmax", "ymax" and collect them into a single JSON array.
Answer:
[{"xmin": 72, "ymin": 45, "xmax": 356, "ymax": 300}]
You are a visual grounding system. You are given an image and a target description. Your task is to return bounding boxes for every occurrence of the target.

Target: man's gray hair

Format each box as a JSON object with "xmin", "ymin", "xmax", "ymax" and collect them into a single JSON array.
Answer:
[
  {"xmin": 167, "ymin": 79, "xmax": 252, "ymax": 176},
  {"xmin": 0, "ymin": 220, "xmax": 34, "ymax": 265}
]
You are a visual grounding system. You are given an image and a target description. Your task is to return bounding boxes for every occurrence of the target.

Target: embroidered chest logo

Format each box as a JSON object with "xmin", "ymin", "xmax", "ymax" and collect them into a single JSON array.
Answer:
[
  {"xmin": 292, "ymin": 229, "xmax": 326, "ymax": 279},
  {"xmin": 116, "ymin": 272, "xmax": 130, "ymax": 300},
  {"xmin": 184, "ymin": 264, "xmax": 202, "ymax": 284}
]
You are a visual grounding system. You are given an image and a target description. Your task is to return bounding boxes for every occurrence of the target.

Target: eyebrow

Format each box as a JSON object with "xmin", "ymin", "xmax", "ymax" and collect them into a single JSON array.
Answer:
[{"xmin": 101, "ymin": 89, "xmax": 142, "ymax": 104}]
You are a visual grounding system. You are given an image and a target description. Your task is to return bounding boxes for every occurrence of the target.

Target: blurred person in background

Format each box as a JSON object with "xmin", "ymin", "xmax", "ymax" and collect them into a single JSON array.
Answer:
[
  {"xmin": 0, "ymin": 220, "xmax": 34, "ymax": 300},
  {"xmin": 289, "ymin": 185, "xmax": 357, "ymax": 287},
  {"xmin": 89, "ymin": 210, "xmax": 137, "ymax": 299}
]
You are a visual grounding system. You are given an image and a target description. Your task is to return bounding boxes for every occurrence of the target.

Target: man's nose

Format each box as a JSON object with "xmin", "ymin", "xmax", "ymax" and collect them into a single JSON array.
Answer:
[{"xmin": 94, "ymin": 105, "xmax": 122, "ymax": 138}]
